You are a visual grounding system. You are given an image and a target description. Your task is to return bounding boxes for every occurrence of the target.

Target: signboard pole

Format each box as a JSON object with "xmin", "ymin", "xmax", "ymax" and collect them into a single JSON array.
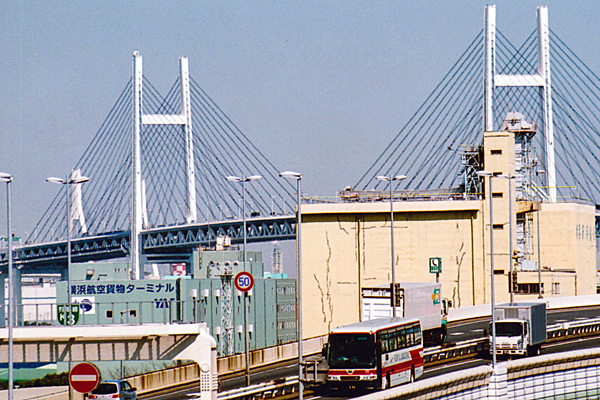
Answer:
[{"xmin": 234, "ymin": 271, "xmax": 254, "ymax": 387}]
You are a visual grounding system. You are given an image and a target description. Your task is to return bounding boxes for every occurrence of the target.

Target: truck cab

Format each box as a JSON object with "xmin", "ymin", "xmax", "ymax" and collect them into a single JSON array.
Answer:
[
  {"xmin": 491, "ymin": 318, "xmax": 534, "ymax": 356},
  {"xmin": 490, "ymin": 302, "xmax": 546, "ymax": 357}
]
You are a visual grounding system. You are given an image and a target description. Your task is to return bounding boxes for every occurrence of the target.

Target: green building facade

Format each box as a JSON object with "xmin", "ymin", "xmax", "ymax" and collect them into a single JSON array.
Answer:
[{"xmin": 56, "ymin": 249, "xmax": 297, "ymax": 355}]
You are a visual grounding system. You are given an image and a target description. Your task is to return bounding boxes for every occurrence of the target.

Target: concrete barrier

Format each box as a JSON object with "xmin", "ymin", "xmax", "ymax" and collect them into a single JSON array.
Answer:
[
  {"xmin": 217, "ymin": 335, "xmax": 327, "ymax": 375},
  {"xmin": 0, "ymin": 386, "xmax": 68, "ymax": 400},
  {"xmin": 447, "ymin": 294, "xmax": 600, "ymax": 323},
  {"xmin": 355, "ymin": 347, "xmax": 600, "ymax": 400}
]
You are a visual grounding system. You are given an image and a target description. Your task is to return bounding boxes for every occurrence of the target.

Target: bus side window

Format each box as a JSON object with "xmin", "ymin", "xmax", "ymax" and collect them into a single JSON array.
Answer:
[
  {"xmin": 389, "ymin": 330, "xmax": 397, "ymax": 351},
  {"xmin": 406, "ymin": 327, "xmax": 414, "ymax": 347},
  {"xmin": 414, "ymin": 324, "xmax": 422, "ymax": 346},
  {"xmin": 381, "ymin": 333, "xmax": 389, "ymax": 353},
  {"xmin": 399, "ymin": 329, "xmax": 406, "ymax": 349}
]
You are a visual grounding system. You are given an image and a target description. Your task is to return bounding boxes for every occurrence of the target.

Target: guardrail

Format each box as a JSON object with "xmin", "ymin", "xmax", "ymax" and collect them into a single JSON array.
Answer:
[{"xmin": 424, "ymin": 338, "xmax": 487, "ymax": 367}]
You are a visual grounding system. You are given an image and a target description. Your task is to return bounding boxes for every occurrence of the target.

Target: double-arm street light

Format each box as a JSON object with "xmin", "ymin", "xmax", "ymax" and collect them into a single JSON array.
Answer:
[
  {"xmin": 279, "ymin": 171, "xmax": 303, "ymax": 400},
  {"xmin": 375, "ymin": 174, "xmax": 407, "ymax": 318},
  {"xmin": 46, "ymin": 175, "xmax": 90, "ymax": 311},
  {"xmin": 225, "ymin": 174, "xmax": 261, "ymax": 387},
  {"xmin": 0, "ymin": 172, "xmax": 14, "ymax": 400}
]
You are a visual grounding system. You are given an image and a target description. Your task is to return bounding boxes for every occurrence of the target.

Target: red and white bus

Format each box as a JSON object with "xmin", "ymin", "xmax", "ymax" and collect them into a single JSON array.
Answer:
[{"xmin": 325, "ymin": 317, "xmax": 424, "ymax": 390}]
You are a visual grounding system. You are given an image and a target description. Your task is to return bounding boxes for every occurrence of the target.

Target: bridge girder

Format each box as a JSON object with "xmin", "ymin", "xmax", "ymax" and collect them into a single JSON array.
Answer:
[{"xmin": 0, "ymin": 216, "xmax": 296, "ymax": 273}]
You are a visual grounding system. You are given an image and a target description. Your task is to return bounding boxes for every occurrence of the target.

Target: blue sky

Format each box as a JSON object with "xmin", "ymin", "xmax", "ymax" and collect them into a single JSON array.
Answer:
[{"xmin": 1, "ymin": 1, "xmax": 599, "ymax": 237}]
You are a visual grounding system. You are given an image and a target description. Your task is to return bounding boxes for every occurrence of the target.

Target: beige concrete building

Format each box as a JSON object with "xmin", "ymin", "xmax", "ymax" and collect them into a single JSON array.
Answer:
[{"xmin": 300, "ymin": 129, "xmax": 596, "ymax": 339}]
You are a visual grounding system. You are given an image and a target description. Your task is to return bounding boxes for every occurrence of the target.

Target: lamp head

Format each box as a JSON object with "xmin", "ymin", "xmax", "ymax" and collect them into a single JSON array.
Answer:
[
  {"xmin": 225, "ymin": 176, "xmax": 242, "ymax": 183},
  {"xmin": 0, "ymin": 172, "xmax": 12, "ymax": 183},
  {"xmin": 245, "ymin": 175, "xmax": 262, "ymax": 182},
  {"xmin": 279, "ymin": 171, "xmax": 302, "ymax": 180},
  {"xmin": 69, "ymin": 176, "xmax": 90, "ymax": 184},
  {"xmin": 46, "ymin": 177, "xmax": 66, "ymax": 184}
]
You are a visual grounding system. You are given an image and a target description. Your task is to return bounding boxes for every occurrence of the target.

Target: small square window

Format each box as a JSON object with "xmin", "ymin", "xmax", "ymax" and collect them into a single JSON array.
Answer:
[
  {"xmin": 106, "ymin": 310, "xmax": 113, "ymax": 318},
  {"xmin": 129, "ymin": 309, "xmax": 137, "ymax": 318}
]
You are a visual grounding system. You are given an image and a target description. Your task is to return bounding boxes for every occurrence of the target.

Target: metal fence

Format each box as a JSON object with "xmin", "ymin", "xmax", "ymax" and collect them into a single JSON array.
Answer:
[{"xmin": 4, "ymin": 299, "xmax": 207, "ymax": 327}]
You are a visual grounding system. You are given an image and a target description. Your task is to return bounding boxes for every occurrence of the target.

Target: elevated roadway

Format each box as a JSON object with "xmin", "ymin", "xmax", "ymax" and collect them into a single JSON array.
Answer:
[{"xmin": 0, "ymin": 323, "xmax": 215, "ymax": 367}]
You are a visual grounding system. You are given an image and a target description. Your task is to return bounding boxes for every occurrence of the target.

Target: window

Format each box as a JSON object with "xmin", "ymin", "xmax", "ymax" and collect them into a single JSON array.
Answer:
[
  {"xmin": 398, "ymin": 329, "xmax": 406, "ymax": 349},
  {"xmin": 106, "ymin": 310, "xmax": 113, "ymax": 318},
  {"xmin": 494, "ymin": 269, "xmax": 505, "ymax": 275},
  {"xmin": 381, "ymin": 333, "xmax": 389, "ymax": 353},
  {"xmin": 493, "ymin": 224, "xmax": 504, "ymax": 230},
  {"xmin": 406, "ymin": 327, "xmax": 414, "ymax": 347},
  {"xmin": 129, "ymin": 309, "xmax": 137, "ymax": 318},
  {"xmin": 413, "ymin": 324, "xmax": 422, "ymax": 346},
  {"xmin": 388, "ymin": 330, "xmax": 398, "ymax": 351},
  {"xmin": 491, "ymin": 149, "xmax": 502, "ymax": 155},
  {"xmin": 492, "ymin": 192, "xmax": 503, "ymax": 198},
  {"xmin": 516, "ymin": 283, "xmax": 544, "ymax": 294},
  {"xmin": 553, "ymin": 282, "xmax": 560, "ymax": 294}
]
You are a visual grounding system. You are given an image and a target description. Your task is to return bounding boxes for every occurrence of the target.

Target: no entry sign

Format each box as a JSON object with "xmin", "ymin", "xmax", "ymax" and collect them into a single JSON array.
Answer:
[{"xmin": 69, "ymin": 362, "xmax": 101, "ymax": 393}]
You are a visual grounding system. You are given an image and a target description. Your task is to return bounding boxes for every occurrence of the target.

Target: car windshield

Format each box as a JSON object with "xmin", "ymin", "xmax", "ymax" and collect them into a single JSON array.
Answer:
[
  {"xmin": 493, "ymin": 322, "xmax": 523, "ymax": 337},
  {"xmin": 91, "ymin": 383, "xmax": 118, "ymax": 395},
  {"xmin": 328, "ymin": 333, "xmax": 375, "ymax": 368}
]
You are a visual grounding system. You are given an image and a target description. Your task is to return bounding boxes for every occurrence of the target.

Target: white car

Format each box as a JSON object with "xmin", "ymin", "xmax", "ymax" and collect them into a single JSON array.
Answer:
[{"xmin": 86, "ymin": 380, "xmax": 137, "ymax": 399}]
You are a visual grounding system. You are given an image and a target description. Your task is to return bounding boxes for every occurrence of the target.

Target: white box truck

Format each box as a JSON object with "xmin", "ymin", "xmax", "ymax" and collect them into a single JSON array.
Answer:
[
  {"xmin": 490, "ymin": 302, "xmax": 547, "ymax": 357},
  {"xmin": 361, "ymin": 282, "xmax": 447, "ymax": 345}
]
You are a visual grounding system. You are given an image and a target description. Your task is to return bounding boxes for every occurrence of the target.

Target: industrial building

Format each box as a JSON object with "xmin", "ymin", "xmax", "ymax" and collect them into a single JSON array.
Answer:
[
  {"xmin": 56, "ymin": 248, "xmax": 297, "ymax": 356},
  {"xmin": 300, "ymin": 115, "xmax": 596, "ymax": 339}
]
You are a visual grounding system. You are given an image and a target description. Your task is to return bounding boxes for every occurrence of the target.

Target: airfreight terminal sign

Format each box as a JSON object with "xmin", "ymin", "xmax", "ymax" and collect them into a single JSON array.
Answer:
[{"xmin": 69, "ymin": 282, "xmax": 176, "ymax": 295}]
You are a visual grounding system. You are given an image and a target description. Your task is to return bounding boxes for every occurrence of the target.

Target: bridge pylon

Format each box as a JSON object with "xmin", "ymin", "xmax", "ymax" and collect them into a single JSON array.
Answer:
[
  {"xmin": 131, "ymin": 52, "xmax": 197, "ymax": 279},
  {"xmin": 484, "ymin": 5, "xmax": 556, "ymax": 202}
]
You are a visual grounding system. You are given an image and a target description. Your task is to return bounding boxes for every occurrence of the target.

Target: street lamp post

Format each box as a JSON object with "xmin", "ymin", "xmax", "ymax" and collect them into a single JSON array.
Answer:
[
  {"xmin": 279, "ymin": 171, "xmax": 303, "ymax": 400},
  {"xmin": 375, "ymin": 175, "xmax": 407, "ymax": 318},
  {"xmin": 46, "ymin": 175, "xmax": 90, "ymax": 313},
  {"xmin": 535, "ymin": 170, "xmax": 546, "ymax": 299},
  {"xmin": 496, "ymin": 175, "xmax": 515, "ymax": 303},
  {"xmin": 477, "ymin": 170, "xmax": 496, "ymax": 367},
  {"xmin": 225, "ymin": 174, "xmax": 261, "ymax": 387},
  {"xmin": 0, "ymin": 172, "xmax": 14, "ymax": 400}
]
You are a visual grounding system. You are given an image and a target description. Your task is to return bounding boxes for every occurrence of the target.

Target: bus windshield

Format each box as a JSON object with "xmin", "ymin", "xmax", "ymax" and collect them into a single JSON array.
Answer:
[
  {"xmin": 493, "ymin": 322, "xmax": 523, "ymax": 337},
  {"xmin": 328, "ymin": 333, "xmax": 376, "ymax": 369}
]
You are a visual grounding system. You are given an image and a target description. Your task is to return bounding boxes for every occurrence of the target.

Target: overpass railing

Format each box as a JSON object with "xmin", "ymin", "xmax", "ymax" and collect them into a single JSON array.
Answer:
[{"xmin": 6, "ymin": 299, "xmax": 220, "ymax": 327}]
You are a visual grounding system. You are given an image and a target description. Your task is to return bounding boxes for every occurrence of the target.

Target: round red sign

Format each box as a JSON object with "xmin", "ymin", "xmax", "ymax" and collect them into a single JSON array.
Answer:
[
  {"xmin": 234, "ymin": 271, "xmax": 254, "ymax": 292},
  {"xmin": 69, "ymin": 362, "xmax": 101, "ymax": 394}
]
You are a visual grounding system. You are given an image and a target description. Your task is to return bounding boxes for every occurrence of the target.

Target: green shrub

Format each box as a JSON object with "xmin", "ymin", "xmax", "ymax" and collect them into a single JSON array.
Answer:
[{"xmin": 0, "ymin": 372, "xmax": 69, "ymax": 390}]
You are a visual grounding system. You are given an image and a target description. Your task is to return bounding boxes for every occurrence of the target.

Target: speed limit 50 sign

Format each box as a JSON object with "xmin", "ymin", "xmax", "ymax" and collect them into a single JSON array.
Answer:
[{"xmin": 234, "ymin": 271, "xmax": 254, "ymax": 292}]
